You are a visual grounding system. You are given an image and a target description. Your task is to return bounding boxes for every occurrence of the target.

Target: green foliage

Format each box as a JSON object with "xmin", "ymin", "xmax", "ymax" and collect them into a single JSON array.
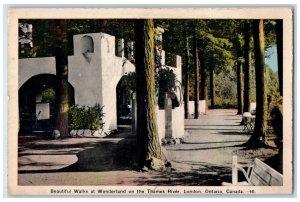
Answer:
[
  {"xmin": 215, "ymin": 70, "xmax": 237, "ymax": 100},
  {"xmin": 119, "ymin": 72, "xmax": 136, "ymax": 97},
  {"xmin": 156, "ymin": 67, "xmax": 177, "ymax": 93},
  {"xmin": 41, "ymin": 88, "xmax": 56, "ymax": 102},
  {"xmin": 208, "ymin": 97, "xmax": 237, "ymax": 109},
  {"xmin": 156, "ymin": 67, "xmax": 176, "ymax": 85},
  {"xmin": 68, "ymin": 104, "xmax": 104, "ymax": 130},
  {"xmin": 19, "ymin": 19, "xmax": 135, "ymax": 58},
  {"xmin": 211, "ymin": 70, "xmax": 237, "ymax": 109},
  {"xmin": 264, "ymin": 20, "xmax": 277, "ymax": 49},
  {"xmin": 265, "ymin": 65, "xmax": 279, "ymax": 96}
]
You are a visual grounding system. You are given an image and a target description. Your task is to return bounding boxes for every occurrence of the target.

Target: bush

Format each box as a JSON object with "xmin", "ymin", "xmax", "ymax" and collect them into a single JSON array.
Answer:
[
  {"xmin": 68, "ymin": 104, "xmax": 104, "ymax": 130},
  {"xmin": 208, "ymin": 97, "xmax": 237, "ymax": 109}
]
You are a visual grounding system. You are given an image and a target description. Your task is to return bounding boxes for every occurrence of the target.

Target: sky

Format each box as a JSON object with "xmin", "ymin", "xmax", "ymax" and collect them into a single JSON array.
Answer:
[{"xmin": 265, "ymin": 45, "xmax": 278, "ymax": 72}]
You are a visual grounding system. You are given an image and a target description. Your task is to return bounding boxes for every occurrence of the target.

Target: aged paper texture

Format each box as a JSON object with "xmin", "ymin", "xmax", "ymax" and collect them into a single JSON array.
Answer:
[{"xmin": 7, "ymin": 7, "xmax": 293, "ymax": 196}]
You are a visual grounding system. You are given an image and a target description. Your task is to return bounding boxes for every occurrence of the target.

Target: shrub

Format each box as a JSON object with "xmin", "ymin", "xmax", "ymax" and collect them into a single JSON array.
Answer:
[
  {"xmin": 208, "ymin": 97, "xmax": 237, "ymax": 109},
  {"xmin": 68, "ymin": 104, "xmax": 104, "ymax": 130}
]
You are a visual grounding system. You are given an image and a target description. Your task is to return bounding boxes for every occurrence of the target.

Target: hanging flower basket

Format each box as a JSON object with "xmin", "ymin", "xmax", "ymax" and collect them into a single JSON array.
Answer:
[{"xmin": 157, "ymin": 68, "xmax": 176, "ymax": 92}]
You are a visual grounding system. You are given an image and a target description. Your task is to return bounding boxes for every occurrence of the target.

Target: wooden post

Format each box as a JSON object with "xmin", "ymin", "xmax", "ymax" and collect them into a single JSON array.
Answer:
[
  {"xmin": 165, "ymin": 93, "xmax": 172, "ymax": 138},
  {"xmin": 232, "ymin": 155, "xmax": 238, "ymax": 185}
]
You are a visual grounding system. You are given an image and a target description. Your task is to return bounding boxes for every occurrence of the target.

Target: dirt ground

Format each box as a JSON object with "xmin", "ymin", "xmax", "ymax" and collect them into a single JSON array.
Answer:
[{"xmin": 18, "ymin": 109, "xmax": 279, "ymax": 186}]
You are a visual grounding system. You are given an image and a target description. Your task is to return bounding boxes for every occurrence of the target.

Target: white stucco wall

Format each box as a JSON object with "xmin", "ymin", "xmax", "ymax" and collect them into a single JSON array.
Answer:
[
  {"xmin": 156, "ymin": 107, "xmax": 165, "ymax": 143},
  {"xmin": 156, "ymin": 55, "xmax": 184, "ymax": 141},
  {"xmin": 68, "ymin": 33, "xmax": 104, "ymax": 107},
  {"xmin": 19, "ymin": 31, "xmax": 184, "ymax": 140},
  {"xmin": 171, "ymin": 56, "xmax": 184, "ymax": 139},
  {"xmin": 68, "ymin": 33, "xmax": 135, "ymax": 132},
  {"xmin": 19, "ymin": 57, "xmax": 56, "ymax": 89},
  {"xmin": 188, "ymin": 100, "xmax": 207, "ymax": 116}
]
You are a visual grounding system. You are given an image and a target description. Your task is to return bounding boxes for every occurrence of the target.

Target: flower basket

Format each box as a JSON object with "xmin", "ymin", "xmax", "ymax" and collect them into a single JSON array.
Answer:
[{"xmin": 157, "ymin": 68, "xmax": 176, "ymax": 92}]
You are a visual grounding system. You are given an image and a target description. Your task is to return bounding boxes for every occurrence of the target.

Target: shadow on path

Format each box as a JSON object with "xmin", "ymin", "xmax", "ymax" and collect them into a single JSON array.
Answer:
[
  {"xmin": 19, "ymin": 135, "xmax": 138, "ymax": 174},
  {"xmin": 133, "ymin": 162, "xmax": 232, "ymax": 186},
  {"xmin": 60, "ymin": 137, "xmax": 137, "ymax": 172}
]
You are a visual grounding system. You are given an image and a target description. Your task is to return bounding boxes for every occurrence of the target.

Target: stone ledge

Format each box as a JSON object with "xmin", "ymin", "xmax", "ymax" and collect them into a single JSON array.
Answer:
[{"xmin": 70, "ymin": 129, "xmax": 108, "ymax": 138}]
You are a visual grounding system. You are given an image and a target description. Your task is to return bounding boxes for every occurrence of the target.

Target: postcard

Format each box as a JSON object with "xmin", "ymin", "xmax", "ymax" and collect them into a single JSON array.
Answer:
[{"xmin": 7, "ymin": 7, "xmax": 293, "ymax": 195}]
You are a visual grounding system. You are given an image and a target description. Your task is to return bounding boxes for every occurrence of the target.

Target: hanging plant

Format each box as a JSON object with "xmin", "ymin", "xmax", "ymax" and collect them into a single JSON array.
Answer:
[
  {"xmin": 41, "ymin": 88, "xmax": 56, "ymax": 102},
  {"xmin": 157, "ymin": 67, "xmax": 176, "ymax": 92}
]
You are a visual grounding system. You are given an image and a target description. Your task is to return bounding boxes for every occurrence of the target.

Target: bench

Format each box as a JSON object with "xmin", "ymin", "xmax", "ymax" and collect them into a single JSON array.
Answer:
[
  {"xmin": 222, "ymin": 156, "xmax": 283, "ymax": 186},
  {"xmin": 242, "ymin": 112, "xmax": 255, "ymax": 133}
]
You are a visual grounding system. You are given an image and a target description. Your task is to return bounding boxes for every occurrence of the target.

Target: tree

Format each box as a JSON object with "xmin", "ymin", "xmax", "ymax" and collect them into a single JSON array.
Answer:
[
  {"xmin": 183, "ymin": 29, "xmax": 191, "ymax": 119},
  {"xmin": 243, "ymin": 22, "xmax": 251, "ymax": 113},
  {"xmin": 199, "ymin": 51, "xmax": 208, "ymax": 112},
  {"xmin": 229, "ymin": 22, "xmax": 245, "ymax": 115},
  {"xmin": 275, "ymin": 20, "xmax": 283, "ymax": 96},
  {"xmin": 193, "ymin": 25, "xmax": 200, "ymax": 118},
  {"xmin": 236, "ymin": 60, "xmax": 243, "ymax": 114},
  {"xmin": 209, "ymin": 56, "xmax": 215, "ymax": 109},
  {"xmin": 53, "ymin": 20, "xmax": 70, "ymax": 138},
  {"xmin": 196, "ymin": 20, "xmax": 234, "ymax": 110},
  {"xmin": 134, "ymin": 19, "xmax": 162, "ymax": 168},
  {"xmin": 247, "ymin": 19, "xmax": 268, "ymax": 146}
]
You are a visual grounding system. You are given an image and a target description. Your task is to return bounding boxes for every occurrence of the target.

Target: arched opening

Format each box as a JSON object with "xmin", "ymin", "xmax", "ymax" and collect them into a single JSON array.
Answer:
[
  {"xmin": 81, "ymin": 35, "xmax": 94, "ymax": 63},
  {"xmin": 19, "ymin": 74, "xmax": 74, "ymax": 134},
  {"xmin": 116, "ymin": 73, "xmax": 135, "ymax": 130},
  {"xmin": 80, "ymin": 35, "xmax": 94, "ymax": 53}
]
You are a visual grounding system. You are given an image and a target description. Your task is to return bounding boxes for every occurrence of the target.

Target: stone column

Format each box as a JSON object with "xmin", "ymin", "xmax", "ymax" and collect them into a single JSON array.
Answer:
[
  {"xmin": 117, "ymin": 39, "xmax": 124, "ymax": 57},
  {"xmin": 165, "ymin": 93, "xmax": 172, "ymax": 138}
]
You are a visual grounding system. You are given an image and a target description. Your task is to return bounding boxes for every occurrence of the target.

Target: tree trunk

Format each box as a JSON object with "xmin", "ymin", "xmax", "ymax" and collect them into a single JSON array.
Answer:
[
  {"xmin": 193, "ymin": 27, "xmax": 200, "ymax": 118},
  {"xmin": 204, "ymin": 85, "xmax": 209, "ymax": 113},
  {"xmin": 247, "ymin": 19, "xmax": 267, "ymax": 146},
  {"xmin": 134, "ymin": 19, "xmax": 161, "ymax": 167},
  {"xmin": 243, "ymin": 22, "xmax": 251, "ymax": 113},
  {"xmin": 184, "ymin": 30, "xmax": 191, "ymax": 119},
  {"xmin": 275, "ymin": 20, "xmax": 283, "ymax": 96},
  {"xmin": 236, "ymin": 61, "xmax": 243, "ymax": 114},
  {"xmin": 209, "ymin": 57, "xmax": 215, "ymax": 109},
  {"xmin": 199, "ymin": 50, "xmax": 208, "ymax": 113},
  {"xmin": 53, "ymin": 20, "xmax": 69, "ymax": 138},
  {"xmin": 200, "ymin": 59, "xmax": 206, "ymax": 100}
]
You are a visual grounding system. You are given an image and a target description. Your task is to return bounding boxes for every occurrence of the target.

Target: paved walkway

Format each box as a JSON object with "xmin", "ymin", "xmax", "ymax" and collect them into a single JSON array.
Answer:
[{"xmin": 18, "ymin": 109, "xmax": 278, "ymax": 186}]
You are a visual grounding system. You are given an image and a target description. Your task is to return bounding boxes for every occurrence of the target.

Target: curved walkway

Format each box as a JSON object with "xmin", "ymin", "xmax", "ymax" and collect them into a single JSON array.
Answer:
[{"xmin": 18, "ymin": 109, "xmax": 278, "ymax": 186}]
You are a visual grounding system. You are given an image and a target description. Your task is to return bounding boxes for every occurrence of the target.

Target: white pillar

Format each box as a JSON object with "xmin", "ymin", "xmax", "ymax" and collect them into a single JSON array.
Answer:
[{"xmin": 161, "ymin": 50, "xmax": 165, "ymax": 66}]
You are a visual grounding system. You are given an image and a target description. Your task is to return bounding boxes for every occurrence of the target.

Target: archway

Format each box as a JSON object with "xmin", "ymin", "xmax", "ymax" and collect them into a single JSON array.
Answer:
[
  {"xmin": 116, "ymin": 74, "xmax": 135, "ymax": 129},
  {"xmin": 19, "ymin": 74, "xmax": 74, "ymax": 133}
]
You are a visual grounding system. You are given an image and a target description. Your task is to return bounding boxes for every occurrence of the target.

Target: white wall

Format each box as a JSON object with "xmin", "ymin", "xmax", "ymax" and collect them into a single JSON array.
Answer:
[
  {"xmin": 19, "ymin": 57, "xmax": 56, "ymax": 89},
  {"xmin": 68, "ymin": 33, "xmax": 104, "ymax": 107},
  {"xmin": 156, "ymin": 53, "xmax": 185, "ymax": 142},
  {"xmin": 188, "ymin": 100, "xmax": 207, "ymax": 116},
  {"xmin": 68, "ymin": 33, "xmax": 134, "ymax": 133},
  {"xmin": 19, "ymin": 32, "xmax": 184, "ymax": 140}
]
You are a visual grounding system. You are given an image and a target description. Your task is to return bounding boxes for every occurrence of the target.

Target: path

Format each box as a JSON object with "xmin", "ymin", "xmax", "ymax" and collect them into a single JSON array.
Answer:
[
  {"xmin": 166, "ymin": 109, "xmax": 249, "ymax": 172},
  {"xmin": 18, "ymin": 109, "xmax": 278, "ymax": 186}
]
